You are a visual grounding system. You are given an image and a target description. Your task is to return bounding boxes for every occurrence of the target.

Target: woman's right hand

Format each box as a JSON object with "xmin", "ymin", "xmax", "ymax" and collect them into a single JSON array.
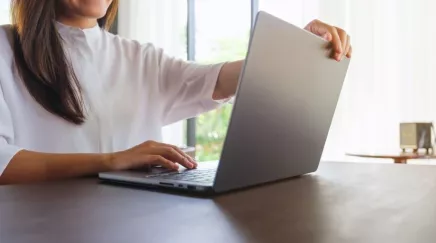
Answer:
[{"xmin": 106, "ymin": 141, "xmax": 197, "ymax": 171}]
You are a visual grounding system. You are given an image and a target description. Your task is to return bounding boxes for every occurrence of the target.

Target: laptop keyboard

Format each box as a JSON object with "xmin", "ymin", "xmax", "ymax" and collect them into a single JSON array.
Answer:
[{"xmin": 146, "ymin": 168, "xmax": 216, "ymax": 183}]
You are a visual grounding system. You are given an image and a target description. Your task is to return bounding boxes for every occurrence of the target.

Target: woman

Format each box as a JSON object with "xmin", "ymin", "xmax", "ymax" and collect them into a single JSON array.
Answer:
[{"xmin": 0, "ymin": 0, "xmax": 351, "ymax": 185}]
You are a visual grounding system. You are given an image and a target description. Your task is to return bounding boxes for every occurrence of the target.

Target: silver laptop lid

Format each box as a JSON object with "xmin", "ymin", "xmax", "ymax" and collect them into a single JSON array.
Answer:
[{"xmin": 213, "ymin": 11, "xmax": 350, "ymax": 193}]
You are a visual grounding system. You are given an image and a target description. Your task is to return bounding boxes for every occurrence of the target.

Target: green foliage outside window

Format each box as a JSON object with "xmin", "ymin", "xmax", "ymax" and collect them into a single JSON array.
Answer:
[
  {"xmin": 196, "ymin": 104, "xmax": 233, "ymax": 161},
  {"xmin": 196, "ymin": 35, "xmax": 249, "ymax": 161}
]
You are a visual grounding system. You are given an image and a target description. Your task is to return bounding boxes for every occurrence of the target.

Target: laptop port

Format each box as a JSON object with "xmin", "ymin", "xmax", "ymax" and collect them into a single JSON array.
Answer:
[
  {"xmin": 159, "ymin": 182, "xmax": 174, "ymax": 187},
  {"xmin": 187, "ymin": 185, "xmax": 196, "ymax": 190}
]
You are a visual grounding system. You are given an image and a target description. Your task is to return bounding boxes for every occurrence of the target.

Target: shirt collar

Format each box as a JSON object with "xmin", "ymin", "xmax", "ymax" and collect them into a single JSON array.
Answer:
[{"xmin": 55, "ymin": 21, "xmax": 102, "ymax": 47}]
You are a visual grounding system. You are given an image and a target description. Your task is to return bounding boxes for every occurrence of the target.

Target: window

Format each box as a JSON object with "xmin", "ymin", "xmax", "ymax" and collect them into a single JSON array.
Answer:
[
  {"xmin": 191, "ymin": 0, "xmax": 321, "ymax": 162},
  {"xmin": 194, "ymin": 0, "xmax": 252, "ymax": 161},
  {"xmin": 0, "ymin": 0, "xmax": 10, "ymax": 25}
]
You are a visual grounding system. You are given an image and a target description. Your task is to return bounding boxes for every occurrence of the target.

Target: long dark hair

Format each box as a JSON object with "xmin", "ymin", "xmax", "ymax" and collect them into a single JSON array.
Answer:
[{"xmin": 11, "ymin": 0, "xmax": 119, "ymax": 124}]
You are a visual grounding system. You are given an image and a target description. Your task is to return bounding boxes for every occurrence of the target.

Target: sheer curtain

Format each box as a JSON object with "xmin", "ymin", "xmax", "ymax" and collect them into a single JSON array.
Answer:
[
  {"xmin": 261, "ymin": 0, "xmax": 436, "ymax": 162},
  {"xmin": 317, "ymin": 0, "xmax": 436, "ymax": 162},
  {"xmin": 118, "ymin": 0, "xmax": 436, "ymax": 162}
]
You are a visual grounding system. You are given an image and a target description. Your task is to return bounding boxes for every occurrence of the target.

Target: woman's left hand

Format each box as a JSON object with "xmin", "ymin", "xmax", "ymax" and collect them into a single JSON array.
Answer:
[{"xmin": 304, "ymin": 19, "xmax": 352, "ymax": 62}]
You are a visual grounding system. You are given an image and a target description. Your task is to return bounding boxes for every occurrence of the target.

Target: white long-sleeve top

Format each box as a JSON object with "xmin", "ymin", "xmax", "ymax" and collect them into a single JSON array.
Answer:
[{"xmin": 0, "ymin": 22, "xmax": 224, "ymax": 175}]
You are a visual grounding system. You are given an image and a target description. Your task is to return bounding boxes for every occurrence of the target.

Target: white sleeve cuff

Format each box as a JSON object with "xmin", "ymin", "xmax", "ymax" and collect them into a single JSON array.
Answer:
[
  {"xmin": 0, "ymin": 144, "xmax": 23, "ymax": 176},
  {"xmin": 200, "ymin": 62, "xmax": 232, "ymax": 110}
]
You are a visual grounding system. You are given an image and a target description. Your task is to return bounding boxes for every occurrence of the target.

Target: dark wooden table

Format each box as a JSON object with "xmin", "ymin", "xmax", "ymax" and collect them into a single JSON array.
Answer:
[{"xmin": 2, "ymin": 162, "xmax": 436, "ymax": 243}]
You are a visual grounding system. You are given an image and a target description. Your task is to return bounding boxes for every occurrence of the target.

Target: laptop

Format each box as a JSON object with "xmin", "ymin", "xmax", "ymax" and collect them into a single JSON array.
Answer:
[{"xmin": 99, "ymin": 11, "xmax": 351, "ymax": 194}]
